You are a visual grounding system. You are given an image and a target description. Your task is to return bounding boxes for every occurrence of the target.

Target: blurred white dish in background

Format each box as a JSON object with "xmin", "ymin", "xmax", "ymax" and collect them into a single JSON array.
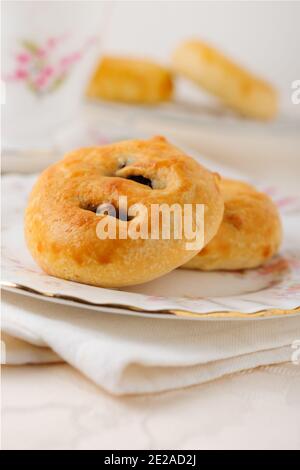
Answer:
[
  {"xmin": 1, "ymin": 0, "xmax": 109, "ymax": 150},
  {"xmin": 2, "ymin": 100, "xmax": 300, "ymax": 197}
]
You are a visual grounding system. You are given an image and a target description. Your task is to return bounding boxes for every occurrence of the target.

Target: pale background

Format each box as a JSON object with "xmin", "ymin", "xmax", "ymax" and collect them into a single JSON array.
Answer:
[{"xmin": 103, "ymin": 0, "xmax": 300, "ymax": 116}]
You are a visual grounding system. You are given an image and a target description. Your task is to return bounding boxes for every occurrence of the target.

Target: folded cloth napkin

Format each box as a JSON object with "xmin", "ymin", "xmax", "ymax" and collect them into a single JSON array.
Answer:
[
  {"xmin": 2, "ymin": 290, "xmax": 300, "ymax": 395},
  {"xmin": 1, "ymin": 332, "xmax": 61, "ymax": 365}
]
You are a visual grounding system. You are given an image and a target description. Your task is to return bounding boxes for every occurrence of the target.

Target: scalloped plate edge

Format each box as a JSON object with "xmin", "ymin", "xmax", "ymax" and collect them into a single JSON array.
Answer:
[{"xmin": 2, "ymin": 280, "xmax": 300, "ymax": 321}]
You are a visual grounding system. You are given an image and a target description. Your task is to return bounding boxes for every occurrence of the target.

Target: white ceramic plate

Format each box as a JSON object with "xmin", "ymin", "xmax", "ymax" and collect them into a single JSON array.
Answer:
[
  {"xmin": 3, "ymin": 101, "xmax": 300, "ymax": 176},
  {"xmin": 2, "ymin": 173, "xmax": 300, "ymax": 320}
]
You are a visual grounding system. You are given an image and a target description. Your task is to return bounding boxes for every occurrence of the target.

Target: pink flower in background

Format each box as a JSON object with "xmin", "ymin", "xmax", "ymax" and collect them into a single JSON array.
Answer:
[
  {"xmin": 16, "ymin": 52, "xmax": 31, "ymax": 64},
  {"xmin": 47, "ymin": 37, "xmax": 57, "ymax": 49},
  {"xmin": 5, "ymin": 34, "xmax": 95, "ymax": 96},
  {"xmin": 60, "ymin": 51, "xmax": 82, "ymax": 70},
  {"xmin": 14, "ymin": 69, "xmax": 28, "ymax": 80},
  {"xmin": 46, "ymin": 33, "xmax": 69, "ymax": 50},
  {"xmin": 41, "ymin": 66, "xmax": 54, "ymax": 78},
  {"xmin": 46, "ymin": 37, "xmax": 60, "ymax": 49},
  {"xmin": 34, "ymin": 73, "xmax": 47, "ymax": 90},
  {"xmin": 36, "ymin": 48, "xmax": 47, "ymax": 59}
]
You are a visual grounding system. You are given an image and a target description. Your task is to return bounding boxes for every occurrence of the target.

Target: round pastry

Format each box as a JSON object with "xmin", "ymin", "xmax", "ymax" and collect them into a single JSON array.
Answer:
[
  {"xmin": 25, "ymin": 137, "xmax": 224, "ymax": 287},
  {"xmin": 182, "ymin": 178, "xmax": 282, "ymax": 271},
  {"xmin": 86, "ymin": 55, "xmax": 173, "ymax": 104},
  {"xmin": 172, "ymin": 39, "xmax": 278, "ymax": 120}
]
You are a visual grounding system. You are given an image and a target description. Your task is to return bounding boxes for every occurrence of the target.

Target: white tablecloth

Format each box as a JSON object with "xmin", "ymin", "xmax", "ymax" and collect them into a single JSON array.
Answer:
[{"xmin": 2, "ymin": 362, "xmax": 300, "ymax": 450}]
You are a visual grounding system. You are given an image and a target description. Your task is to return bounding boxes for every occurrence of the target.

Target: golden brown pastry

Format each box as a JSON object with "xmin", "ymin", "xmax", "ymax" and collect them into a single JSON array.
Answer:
[
  {"xmin": 182, "ymin": 178, "xmax": 282, "ymax": 271},
  {"xmin": 86, "ymin": 55, "xmax": 173, "ymax": 104},
  {"xmin": 25, "ymin": 137, "xmax": 224, "ymax": 287},
  {"xmin": 172, "ymin": 39, "xmax": 278, "ymax": 120}
]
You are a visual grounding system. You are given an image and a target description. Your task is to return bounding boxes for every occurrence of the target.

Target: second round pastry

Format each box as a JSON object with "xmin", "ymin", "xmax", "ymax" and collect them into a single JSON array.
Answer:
[{"xmin": 182, "ymin": 178, "xmax": 282, "ymax": 271}]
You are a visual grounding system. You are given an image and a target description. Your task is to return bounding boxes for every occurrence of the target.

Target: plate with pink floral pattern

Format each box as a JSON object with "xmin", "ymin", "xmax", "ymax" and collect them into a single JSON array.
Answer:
[{"xmin": 2, "ymin": 173, "xmax": 300, "ymax": 320}]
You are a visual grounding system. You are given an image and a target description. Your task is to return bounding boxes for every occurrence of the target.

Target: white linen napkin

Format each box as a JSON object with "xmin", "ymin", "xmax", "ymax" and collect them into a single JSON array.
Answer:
[
  {"xmin": 1, "ymin": 332, "xmax": 61, "ymax": 365},
  {"xmin": 2, "ymin": 290, "xmax": 299, "ymax": 395}
]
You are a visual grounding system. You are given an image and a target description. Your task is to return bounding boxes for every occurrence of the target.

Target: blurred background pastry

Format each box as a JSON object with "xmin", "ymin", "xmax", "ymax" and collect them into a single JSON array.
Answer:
[
  {"xmin": 172, "ymin": 39, "xmax": 278, "ymax": 120},
  {"xmin": 86, "ymin": 55, "xmax": 173, "ymax": 104}
]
